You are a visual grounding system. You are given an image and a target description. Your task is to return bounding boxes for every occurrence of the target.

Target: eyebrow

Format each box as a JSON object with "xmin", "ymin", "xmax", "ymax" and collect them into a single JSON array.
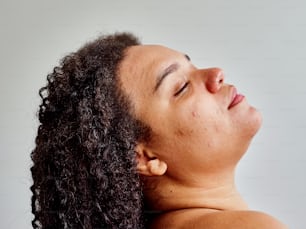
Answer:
[{"xmin": 153, "ymin": 54, "xmax": 191, "ymax": 93}]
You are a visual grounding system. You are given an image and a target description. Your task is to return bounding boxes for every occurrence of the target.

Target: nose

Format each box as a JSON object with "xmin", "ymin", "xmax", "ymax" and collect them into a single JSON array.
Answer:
[{"xmin": 199, "ymin": 68, "xmax": 224, "ymax": 93}]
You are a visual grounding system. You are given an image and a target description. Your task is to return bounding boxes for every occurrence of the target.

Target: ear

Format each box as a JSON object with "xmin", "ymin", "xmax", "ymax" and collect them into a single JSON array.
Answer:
[{"xmin": 135, "ymin": 143, "xmax": 167, "ymax": 176}]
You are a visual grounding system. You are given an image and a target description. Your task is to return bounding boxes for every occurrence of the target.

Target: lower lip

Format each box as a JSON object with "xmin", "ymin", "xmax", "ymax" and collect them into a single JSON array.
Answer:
[{"xmin": 228, "ymin": 94, "xmax": 245, "ymax": 109}]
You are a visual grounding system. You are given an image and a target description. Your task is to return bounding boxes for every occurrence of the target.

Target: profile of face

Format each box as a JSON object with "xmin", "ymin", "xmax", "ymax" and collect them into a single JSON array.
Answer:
[{"xmin": 118, "ymin": 45, "xmax": 262, "ymax": 184}]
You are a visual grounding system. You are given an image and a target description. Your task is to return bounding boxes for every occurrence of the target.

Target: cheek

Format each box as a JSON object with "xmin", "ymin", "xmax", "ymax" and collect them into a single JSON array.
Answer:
[
  {"xmin": 187, "ymin": 105, "xmax": 237, "ymax": 153},
  {"xmin": 162, "ymin": 103, "xmax": 194, "ymax": 137},
  {"xmin": 189, "ymin": 101, "xmax": 227, "ymax": 132},
  {"xmin": 173, "ymin": 106, "xmax": 223, "ymax": 144}
]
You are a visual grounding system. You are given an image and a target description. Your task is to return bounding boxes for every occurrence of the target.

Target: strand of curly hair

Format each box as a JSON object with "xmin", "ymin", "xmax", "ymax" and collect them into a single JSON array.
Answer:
[{"xmin": 31, "ymin": 33, "xmax": 151, "ymax": 229}]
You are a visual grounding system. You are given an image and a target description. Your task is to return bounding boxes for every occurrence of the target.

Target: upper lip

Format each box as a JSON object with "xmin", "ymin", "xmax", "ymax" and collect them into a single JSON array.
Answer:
[{"xmin": 228, "ymin": 86, "xmax": 238, "ymax": 109}]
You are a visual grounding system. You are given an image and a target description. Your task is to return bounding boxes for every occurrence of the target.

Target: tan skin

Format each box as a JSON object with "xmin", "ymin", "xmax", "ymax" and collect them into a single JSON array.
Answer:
[{"xmin": 118, "ymin": 45, "xmax": 288, "ymax": 229}]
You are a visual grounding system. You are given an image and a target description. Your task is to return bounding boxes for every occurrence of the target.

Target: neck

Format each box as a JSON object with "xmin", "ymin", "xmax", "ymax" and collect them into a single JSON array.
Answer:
[{"xmin": 143, "ymin": 168, "xmax": 248, "ymax": 212}]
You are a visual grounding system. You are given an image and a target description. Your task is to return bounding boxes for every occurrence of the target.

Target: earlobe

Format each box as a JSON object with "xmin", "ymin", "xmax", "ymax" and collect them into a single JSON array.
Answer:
[
  {"xmin": 147, "ymin": 159, "xmax": 167, "ymax": 176},
  {"xmin": 135, "ymin": 143, "xmax": 167, "ymax": 176}
]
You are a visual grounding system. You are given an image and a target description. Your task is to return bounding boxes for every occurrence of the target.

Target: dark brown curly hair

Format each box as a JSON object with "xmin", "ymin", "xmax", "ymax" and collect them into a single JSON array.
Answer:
[{"xmin": 31, "ymin": 33, "xmax": 152, "ymax": 229}]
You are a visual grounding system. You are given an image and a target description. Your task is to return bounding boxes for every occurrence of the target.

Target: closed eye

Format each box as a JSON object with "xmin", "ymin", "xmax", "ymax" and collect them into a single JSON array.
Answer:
[{"xmin": 174, "ymin": 82, "xmax": 189, "ymax": 96}]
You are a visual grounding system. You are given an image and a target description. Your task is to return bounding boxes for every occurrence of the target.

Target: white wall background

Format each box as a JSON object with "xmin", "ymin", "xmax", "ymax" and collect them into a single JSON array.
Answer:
[{"xmin": 0, "ymin": 0, "xmax": 305, "ymax": 228}]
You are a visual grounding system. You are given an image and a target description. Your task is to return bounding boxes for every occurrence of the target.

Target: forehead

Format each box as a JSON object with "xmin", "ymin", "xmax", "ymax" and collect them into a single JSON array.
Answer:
[
  {"xmin": 119, "ymin": 44, "xmax": 181, "ymax": 85},
  {"xmin": 123, "ymin": 44, "xmax": 179, "ymax": 65},
  {"xmin": 118, "ymin": 44, "xmax": 182, "ymax": 108}
]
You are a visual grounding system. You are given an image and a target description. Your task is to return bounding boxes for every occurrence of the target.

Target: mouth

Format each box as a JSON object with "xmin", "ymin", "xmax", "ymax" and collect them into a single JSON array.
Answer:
[{"xmin": 228, "ymin": 87, "xmax": 245, "ymax": 109}]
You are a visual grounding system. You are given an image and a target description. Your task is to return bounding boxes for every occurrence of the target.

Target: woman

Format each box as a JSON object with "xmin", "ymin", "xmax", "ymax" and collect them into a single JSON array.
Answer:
[{"xmin": 31, "ymin": 33, "xmax": 287, "ymax": 228}]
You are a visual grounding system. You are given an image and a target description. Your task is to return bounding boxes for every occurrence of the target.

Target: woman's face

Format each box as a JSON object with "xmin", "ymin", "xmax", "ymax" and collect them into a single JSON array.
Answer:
[{"xmin": 118, "ymin": 45, "xmax": 262, "ymax": 183}]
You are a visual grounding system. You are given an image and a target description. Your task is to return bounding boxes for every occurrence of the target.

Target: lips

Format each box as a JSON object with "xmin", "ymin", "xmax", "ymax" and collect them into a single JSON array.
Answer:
[{"xmin": 228, "ymin": 87, "xmax": 245, "ymax": 109}]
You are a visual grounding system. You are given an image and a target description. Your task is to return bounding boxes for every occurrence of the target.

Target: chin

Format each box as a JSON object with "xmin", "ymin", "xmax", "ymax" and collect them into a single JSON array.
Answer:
[
  {"xmin": 249, "ymin": 106, "xmax": 263, "ymax": 137},
  {"xmin": 235, "ymin": 106, "xmax": 263, "ymax": 141}
]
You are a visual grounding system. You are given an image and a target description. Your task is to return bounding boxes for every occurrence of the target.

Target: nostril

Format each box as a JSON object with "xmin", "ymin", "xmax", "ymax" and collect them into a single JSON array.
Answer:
[{"xmin": 215, "ymin": 68, "xmax": 224, "ymax": 84}]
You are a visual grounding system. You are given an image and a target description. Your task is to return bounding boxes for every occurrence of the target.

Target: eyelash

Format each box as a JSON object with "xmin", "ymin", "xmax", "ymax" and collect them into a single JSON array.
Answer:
[{"xmin": 174, "ymin": 82, "xmax": 189, "ymax": 97}]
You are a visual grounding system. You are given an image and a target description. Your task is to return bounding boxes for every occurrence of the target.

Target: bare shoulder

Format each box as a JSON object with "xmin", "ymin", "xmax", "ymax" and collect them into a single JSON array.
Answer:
[{"xmin": 149, "ymin": 209, "xmax": 289, "ymax": 229}]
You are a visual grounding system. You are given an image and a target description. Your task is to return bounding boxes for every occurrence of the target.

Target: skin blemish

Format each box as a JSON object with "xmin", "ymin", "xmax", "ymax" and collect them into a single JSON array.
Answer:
[{"xmin": 191, "ymin": 111, "xmax": 199, "ymax": 118}]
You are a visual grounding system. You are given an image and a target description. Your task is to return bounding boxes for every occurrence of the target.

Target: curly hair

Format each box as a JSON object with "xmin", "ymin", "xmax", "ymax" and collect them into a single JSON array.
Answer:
[{"xmin": 31, "ymin": 33, "xmax": 151, "ymax": 229}]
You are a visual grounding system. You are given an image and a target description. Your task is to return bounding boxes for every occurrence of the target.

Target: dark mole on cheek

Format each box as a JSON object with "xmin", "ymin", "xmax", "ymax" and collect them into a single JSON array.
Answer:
[
  {"xmin": 175, "ymin": 129, "xmax": 184, "ymax": 136},
  {"xmin": 174, "ymin": 126, "xmax": 194, "ymax": 137},
  {"xmin": 174, "ymin": 111, "xmax": 198, "ymax": 137}
]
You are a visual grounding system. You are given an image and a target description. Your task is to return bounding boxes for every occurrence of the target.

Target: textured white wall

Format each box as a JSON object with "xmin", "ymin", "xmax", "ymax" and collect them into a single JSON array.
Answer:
[{"xmin": 1, "ymin": 0, "xmax": 305, "ymax": 228}]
